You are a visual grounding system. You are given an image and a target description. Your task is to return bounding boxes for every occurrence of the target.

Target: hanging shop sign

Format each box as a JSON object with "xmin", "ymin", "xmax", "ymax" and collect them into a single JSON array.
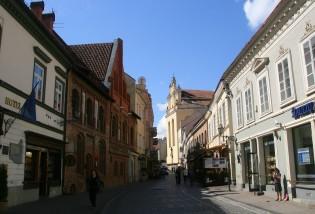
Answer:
[
  {"xmin": 292, "ymin": 102, "xmax": 315, "ymax": 119},
  {"xmin": 204, "ymin": 158, "xmax": 227, "ymax": 169}
]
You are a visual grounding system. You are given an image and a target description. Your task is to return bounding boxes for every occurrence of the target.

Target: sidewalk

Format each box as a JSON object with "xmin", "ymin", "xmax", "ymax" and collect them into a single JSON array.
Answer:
[
  {"xmin": 206, "ymin": 186, "xmax": 314, "ymax": 214},
  {"xmin": 7, "ymin": 185, "xmax": 127, "ymax": 214}
]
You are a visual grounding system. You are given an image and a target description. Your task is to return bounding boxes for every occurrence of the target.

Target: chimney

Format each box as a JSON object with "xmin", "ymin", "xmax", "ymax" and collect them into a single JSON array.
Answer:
[
  {"xmin": 42, "ymin": 12, "xmax": 55, "ymax": 32},
  {"xmin": 30, "ymin": 1, "xmax": 44, "ymax": 19}
]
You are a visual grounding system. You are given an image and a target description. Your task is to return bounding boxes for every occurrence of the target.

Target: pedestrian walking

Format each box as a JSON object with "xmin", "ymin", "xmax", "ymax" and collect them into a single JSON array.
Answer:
[
  {"xmin": 188, "ymin": 169, "xmax": 194, "ymax": 186},
  {"xmin": 183, "ymin": 168, "xmax": 188, "ymax": 184},
  {"xmin": 273, "ymin": 168, "xmax": 282, "ymax": 201},
  {"xmin": 175, "ymin": 167, "xmax": 181, "ymax": 184},
  {"xmin": 87, "ymin": 169, "xmax": 100, "ymax": 207}
]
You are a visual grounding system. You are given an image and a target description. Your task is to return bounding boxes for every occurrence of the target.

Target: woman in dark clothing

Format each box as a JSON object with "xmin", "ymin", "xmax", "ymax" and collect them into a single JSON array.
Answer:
[
  {"xmin": 273, "ymin": 168, "xmax": 282, "ymax": 201},
  {"xmin": 88, "ymin": 170, "xmax": 100, "ymax": 207}
]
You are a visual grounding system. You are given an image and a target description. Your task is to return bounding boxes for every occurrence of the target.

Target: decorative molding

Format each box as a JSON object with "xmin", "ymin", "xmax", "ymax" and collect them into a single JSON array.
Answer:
[
  {"xmin": 301, "ymin": 21, "xmax": 315, "ymax": 41},
  {"xmin": 55, "ymin": 66, "xmax": 66, "ymax": 79},
  {"xmin": 251, "ymin": 57, "xmax": 269, "ymax": 74},
  {"xmin": 227, "ymin": 0, "xmax": 309, "ymax": 83},
  {"xmin": 245, "ymin": 78, "xmax": 251, "ymax": 87},
  {"xmin": 277, "ymin": 45, "xmax": 289, "ymax": 59},
  {"xmin": 236, "ymin": 88, "xmax": 241, "ymax": 96},
  {"xmin": 33, "ymin": 46, "xmax": 51, "ymax": 63}
]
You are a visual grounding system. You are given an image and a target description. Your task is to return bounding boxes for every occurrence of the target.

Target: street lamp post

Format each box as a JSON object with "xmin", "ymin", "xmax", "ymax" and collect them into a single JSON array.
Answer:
[{"xmin": 218, "ymin": 125, "xmax": 236, "ymax": 192}]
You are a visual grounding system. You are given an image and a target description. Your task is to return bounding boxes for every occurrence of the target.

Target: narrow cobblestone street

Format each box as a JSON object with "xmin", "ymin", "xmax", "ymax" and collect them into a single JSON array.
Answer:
[{"xmin": 6, "ymin": 175, "xmax": 262, "ymax": 214}]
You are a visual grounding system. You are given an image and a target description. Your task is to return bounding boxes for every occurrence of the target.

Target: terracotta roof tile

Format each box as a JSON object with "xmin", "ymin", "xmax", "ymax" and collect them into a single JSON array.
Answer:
[
  {"xmin": 182, "ymin": 89, "xmax": 214, "ymax": 99},
  {"xmin": 70, "ymin": 43, "xmax": 113, "ymax": 80}
]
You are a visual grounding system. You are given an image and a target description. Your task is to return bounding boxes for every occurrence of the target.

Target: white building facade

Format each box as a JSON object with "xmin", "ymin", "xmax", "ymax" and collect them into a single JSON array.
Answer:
[
  {"xmin": 0, "ymin": 1, "xmax": 71, "ymax": 206},
  {"xmin": 225, "ymin": 0, "xmax": 315, "ymax": 204}
]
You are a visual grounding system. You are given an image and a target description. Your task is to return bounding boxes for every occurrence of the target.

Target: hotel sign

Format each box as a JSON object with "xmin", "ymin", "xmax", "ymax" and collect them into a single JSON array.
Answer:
[
  {"xmin": 5, "ymin": 96, "xmax": 21, "ymax": 110},
  {"xmin": 292, "ymin": 102, "xmax": 315, "ymax": 119}
]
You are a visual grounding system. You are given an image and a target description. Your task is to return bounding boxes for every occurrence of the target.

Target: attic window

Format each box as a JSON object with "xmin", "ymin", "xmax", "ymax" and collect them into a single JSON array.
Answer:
[{"xmin": 251, "ymin": 57, "xmax": 269, "ymax": 74}]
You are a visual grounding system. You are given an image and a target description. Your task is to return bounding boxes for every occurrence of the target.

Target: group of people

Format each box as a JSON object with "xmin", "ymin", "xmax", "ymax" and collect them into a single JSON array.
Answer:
[
  {"xmin": 175, "ymin": 166, "xmax": 194, "ymax": 186},
  {"xmin": 273, "ymin": 168, "xmax": 289, "ymax": 201}
]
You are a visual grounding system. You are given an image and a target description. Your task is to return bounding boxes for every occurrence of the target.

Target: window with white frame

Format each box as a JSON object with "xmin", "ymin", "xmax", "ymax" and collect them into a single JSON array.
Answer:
[
  {"xmin": 54, "ymin": 78, "xmax": 65, "ymax": 113},
  {"xmin": 213, "ymin": 114, "xmax": 216, "ymax": 136},
  {"xmin": 218, "ymin": 107, "xmax": 222, "ymax": 128},
  {"xmin": 302, "ymin": 35, "xmax": 315, "ymax": 89},
  {"xmin": 236, "ymin": 95, "xmax": 243, "ymax": 128},
  {"xmin": 258, "ymin": 74, "xmax": 271, "ymax": 115},
  {"xmin": 244, "ymin": 87, "xmax": 254, "ymax": 122},
  {"xmin": 222, "ymin": 102, "xmax": 226, "ymax": 127},
  {"xmin": 33, "ymin": 61, "xmax": 45, "ymax": 102},
  {"xmin": 277, "ymin": 56, "xmax": 294, "ymax": 103}
]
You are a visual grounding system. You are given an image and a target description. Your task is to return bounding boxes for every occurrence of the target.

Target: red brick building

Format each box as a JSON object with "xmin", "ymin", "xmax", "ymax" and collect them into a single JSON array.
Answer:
[
  {"xmin": 64, "ymin": 44, "xmax": 113, "ymax": 193},
  {"xmin": 68, "ymin": 39, "xmax": 136, "ymax": 187}
]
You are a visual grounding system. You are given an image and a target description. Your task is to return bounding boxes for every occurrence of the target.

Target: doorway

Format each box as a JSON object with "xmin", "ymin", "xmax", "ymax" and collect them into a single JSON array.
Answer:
[{"xmin": 39, "ymin": 151, "xmax": 48, "ymax": 197}]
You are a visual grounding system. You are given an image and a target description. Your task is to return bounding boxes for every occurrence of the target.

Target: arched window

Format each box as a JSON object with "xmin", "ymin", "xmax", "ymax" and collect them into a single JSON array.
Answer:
[
  {"xmin": 114, "ymin": 161, "xmax": 118, "ymax": 176},
  {"xmin": 122, "ymin": 121, "xmax": 127, "ymax": 144},
  {"xmin": 130, "ymin": 127, "xmax": 134, "ymax": 145},
  {"xmin": 86, "ymin": 98, "xmax": 94, "ymax": 126},
  {"xmin": 99, "ymin": 141, "xmax": 106, "ymax": 174},
  {"xmin": 76, "ymin": 134, "xmax": 85, "ymax": 174},
  {"xmin": 111, "ymin": 115, "xmax": 118, "ymax": 137},
  {"xmin": 99, "ymin": 106, "xmax": 104, "ymax": 132},
  {"xmin": 72, "ymin": 89, "xmax": 80, "ymax": 119},
  {"xmin": 120, "ymin": 162, "xmax": 124, "ymax": 176}
]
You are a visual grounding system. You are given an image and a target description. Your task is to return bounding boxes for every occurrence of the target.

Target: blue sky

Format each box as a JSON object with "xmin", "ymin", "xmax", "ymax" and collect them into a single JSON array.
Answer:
[{"xmin": 26, "ymin": 0, "xmax": 279, "ymax": 138}]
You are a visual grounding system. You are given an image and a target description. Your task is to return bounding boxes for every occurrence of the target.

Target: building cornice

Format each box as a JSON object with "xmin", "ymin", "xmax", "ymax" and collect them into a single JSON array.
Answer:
[{"xmin": 223, "ymin": 0, "xmax": 308, "ymax": 84}]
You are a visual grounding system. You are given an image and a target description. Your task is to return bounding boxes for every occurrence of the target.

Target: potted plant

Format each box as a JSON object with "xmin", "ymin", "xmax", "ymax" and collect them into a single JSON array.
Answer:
[{"xmin": 0, "ymin": 164, "xmax": 8, "ymax": 211}]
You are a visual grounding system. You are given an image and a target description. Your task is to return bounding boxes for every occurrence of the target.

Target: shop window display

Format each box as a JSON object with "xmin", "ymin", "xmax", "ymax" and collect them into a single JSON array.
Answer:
[
  {"xmin": 293, "ymin": 123, "xmax": 315, "ymax": 182},
  {"xmin": 263, "ymin": 135, "xmax": 275, "ymax": 184}
]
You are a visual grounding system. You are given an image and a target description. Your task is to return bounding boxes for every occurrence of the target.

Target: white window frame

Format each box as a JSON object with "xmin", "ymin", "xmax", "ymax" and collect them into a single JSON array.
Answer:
[
  {"xmin": 222, "ymin": 102, "xmax": 226, "ymax": 127},
  {"xmin": 257, "ymin": 71, "xmax": 272, "ymax": 117},
  {"xmin": 33, "ymin": 61, "xmax": 45, "ymax": 102},
  {"xmin": 244, "ymin": 85, "xmax": 254, "ymax": 124},
  {"xmin": 53, "ymin": 78, "xmax": 65, "ymax": 113},
  {"xmin": 301, "ymin": 32, "xmax": 315, "ymax": 94},
  {"xmin": 276, "ymin": 51, "xmax": 296, "ymax": 107},
  {"xmin": 213, "ymin": 114, "xmax": 216, "ymax": 137},
  {"xmin": 235, "ymin": 94, "xmax": 244, "ymax": 129}
]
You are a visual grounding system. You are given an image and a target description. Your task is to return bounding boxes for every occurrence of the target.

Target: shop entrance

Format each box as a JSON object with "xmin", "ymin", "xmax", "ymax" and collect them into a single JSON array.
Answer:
[
  {"xmin": 39, "ymin": 151, "xmax": 48, "ymax": 197},
  {"xmin": 248, "ymin": 151, "xmax": 259, "ymax": 191}
]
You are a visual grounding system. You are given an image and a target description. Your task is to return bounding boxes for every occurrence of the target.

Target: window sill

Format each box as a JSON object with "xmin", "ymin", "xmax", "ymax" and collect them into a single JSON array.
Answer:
[
  {"xmin": 246, "ymin": 119, "xmax": 255, "ymax": 126},
  {"xmin": 259, "ymin": 110, "xmax": 273, "ymax": 119},
  {"xmin": 280, "ymin": 97, "xmax": 296, "ymax": 109},
  {"xmin": 306, "ymin": 87, "xmax": 315, "ymax": 96}
]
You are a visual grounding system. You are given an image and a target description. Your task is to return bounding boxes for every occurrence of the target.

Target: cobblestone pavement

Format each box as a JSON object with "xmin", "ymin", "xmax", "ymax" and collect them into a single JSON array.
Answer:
[
  {"xmin": 102, "ymin": 175, "xmax": 262, "ymax": 214},
  {"xmin": 7, "ymin": 175, "xmax": 271, "ymax": 214}
]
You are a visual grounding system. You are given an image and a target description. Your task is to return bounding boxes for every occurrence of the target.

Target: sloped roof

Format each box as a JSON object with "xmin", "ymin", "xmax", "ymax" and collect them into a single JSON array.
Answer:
[
  {"xmin": 182, "ymin": 109, "xmax": 207, "ymax": 134},
  {"xmin": 182, "ymin": 90, "xmax": 214, "ymax": 99},
  {"xmin": 181, "ymin": 89, "xmax": 214, "ymax": 106},
  {"xmin": 70, "ymin": 43, "xmax": 113, "ymax": 80}
]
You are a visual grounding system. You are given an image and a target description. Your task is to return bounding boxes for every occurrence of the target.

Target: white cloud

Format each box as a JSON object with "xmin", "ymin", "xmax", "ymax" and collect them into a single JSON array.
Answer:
[
  {"xmin": 243, "ymin": 0, "xmax": 280, "ymax": 29},
  {"xmin": 157, "ymin": 115, "xmax": 167, "ymax": 138},
  {"xmin": 157, "ymin": 103, "xmax": 168, "ymax": 112}
]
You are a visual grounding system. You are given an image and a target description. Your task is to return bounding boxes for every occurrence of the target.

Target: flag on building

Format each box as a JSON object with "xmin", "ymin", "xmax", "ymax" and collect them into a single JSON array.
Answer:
[
  {"xmin": 20, "ymin": 84, "xmax": 37, "ymax": 122},
  {"xmin": 4, "ymin": 82, "xmax": 38, "ymax": 135}
]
